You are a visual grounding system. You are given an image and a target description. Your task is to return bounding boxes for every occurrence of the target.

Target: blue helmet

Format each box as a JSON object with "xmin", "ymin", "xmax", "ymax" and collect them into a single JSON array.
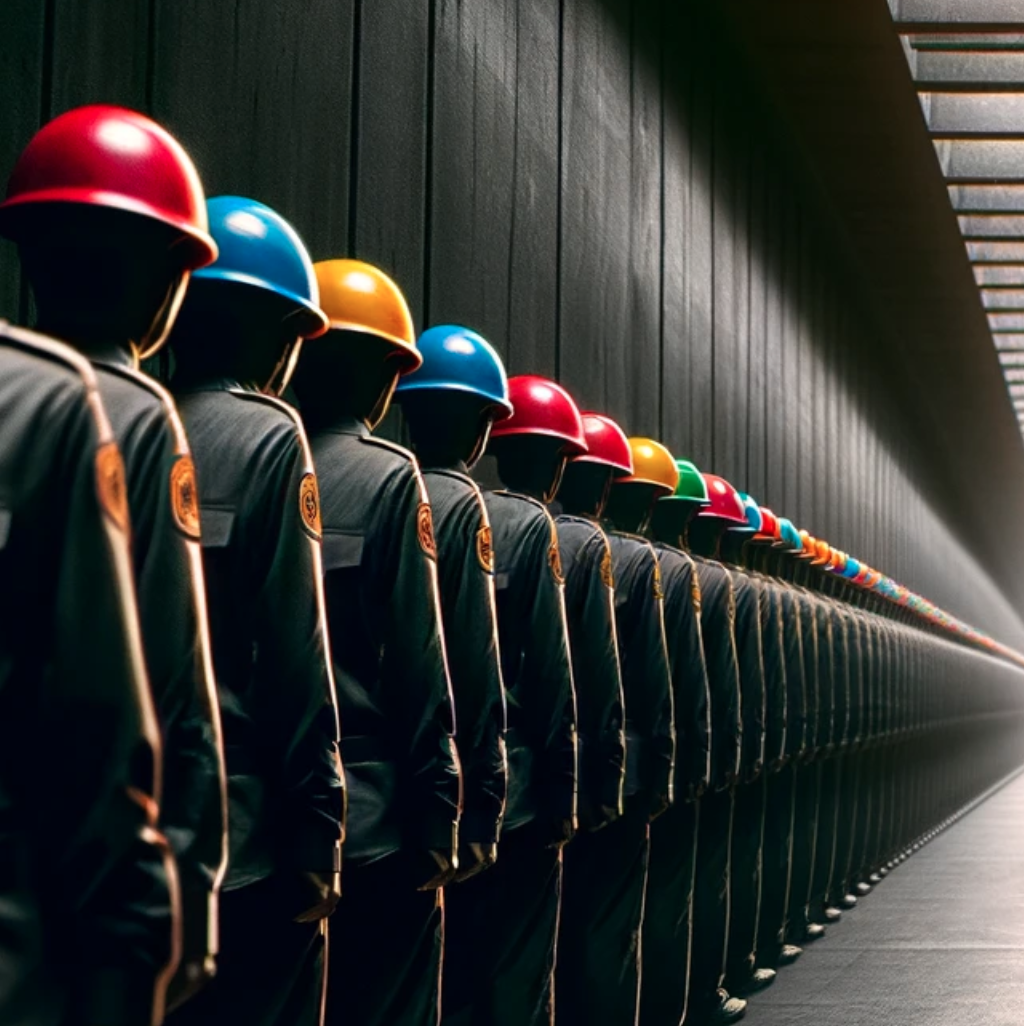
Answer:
[
  {"xmin": 737, "ymin": 492, "xmax": 763, "ymax": 533},
  {"xmin": 842, "ymin": 558, "xmax": 862, "ymax": 580},
  {"xmin": 192, "ymin": 196, "xmax": 328, "ymax": 338},
  {"xmin": 396, "ymin": 324, "xmax": 513, "ymax": 419},
  {"xmin": 776, "ymin": 517, "xmax": 803, "ymax": 551}
]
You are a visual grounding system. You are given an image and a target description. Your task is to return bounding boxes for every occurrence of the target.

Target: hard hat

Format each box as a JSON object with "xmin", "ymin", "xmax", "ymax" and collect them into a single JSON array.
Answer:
[
  {"xmin": 697, "ymin": 474, "xmax": 749, "ymax": 526},
  {"xmin": 755, "ymin": 506, "xmax": 781, "ymax": 542},
  {"xmin": 572, "ymin": 412, "xmax": 633, "ymax": 474},
  {"xmin": 313, "ymin": 259, "xmax": 422, "ymax": 372},
  {"xmin": 842, "ymin": 557, "xmax": 861, "ymax": 580},
  {"xmin": 776, "ymin": 518, "xmax": 803, "ymax": 551},
  {"xmin": 396, "ymin": 324, "xmax": 513, "ymax": 420},
  {"xmin": 489, "ymin": 375, "xmax": 587, "ymax": 454},
  {"xmin": 0, "ymin": 105, "xmax": 216, "ymax": 270},
  {"xmin": 666, "ymin": 459, "xmax": 710, "ymax": 504},
  {"xmin": 192, "ymin": 196, "xmax": 327, "ymax": 338},
  {"xmin": 811, "ymin": 539, "xmax": 831, "ymax": 566},
  {"xmin": 617, "ymin": 438, "xmax": 679, "ymax": 494},
  {"xmin": 737, "ymin": 492, "xmax": 763, "ymax": 533},
  {"xmin": 827, "ymin": 548, "xmax": 846, "ymax": 573}
]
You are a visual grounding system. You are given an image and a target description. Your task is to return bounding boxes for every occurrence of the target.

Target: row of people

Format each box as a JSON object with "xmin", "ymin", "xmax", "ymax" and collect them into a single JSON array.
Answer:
[{"xmin": 1, "ymin": 103, "xmax": 1022, "ymax": 1026}]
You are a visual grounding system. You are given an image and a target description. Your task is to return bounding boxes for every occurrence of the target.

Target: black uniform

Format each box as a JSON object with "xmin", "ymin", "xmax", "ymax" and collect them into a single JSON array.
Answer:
[
  {"xmin": 689, "ymin": 555, "xmax": 742, "ymax": 1016},
  {"xmin": 444, "ymin": 489, "xmax": 576, "ymax": 1026},
  {"xmin": 308, "ymin": 418, "xmax": 461, "ymax": 1026},
  {"xmin": 89, "ymin": 354, "xmax": 227, "ymax": 990},
  {"xmin": 168, "ymin": 383, "xmax": 345, "ymax": 1026},
  {"xmin": 0, "ymin": 324, "xmax": 176, "ymax": 1026},
  {"xmin": 639, "ymin": 542, "xmax": 711, "ymax": 1026},
  {"xmin": 553, "ymin": 514, "xmax": 629, "ymax": 1023}
]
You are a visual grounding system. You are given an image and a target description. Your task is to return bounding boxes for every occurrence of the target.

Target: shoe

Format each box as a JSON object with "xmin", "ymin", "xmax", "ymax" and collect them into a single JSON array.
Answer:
[
  {"xmin": 805, "ymin": 922, "xmax": 826, "ymax": 941},
  {"xmin": 823, "ymin": 907, "xmax": 842, "ymax": 922},
  {"xmin": 840, "ymin": 893, "xmax": 858, "ymax": 909},
  {"xmin": 711, "ymin": 989, "xmax": 747, "ymax": 1024},
  {"xmin": 737, "ymin": 967, "xmax": 776, "ymax": 995},
  {"xmin": 869, "ymin": 872, "xmax": 882, "ymax": 884},
  {"xmin": 778, "ymin": 944, "xmax": 803, "ymax": 965},
  {"xmin": 879, "ymin": 867, "xmax": 890, "ymax": 877},
  {"xmin": 856, "ymin": 881, "xmax": 872, "ymax": 896}
]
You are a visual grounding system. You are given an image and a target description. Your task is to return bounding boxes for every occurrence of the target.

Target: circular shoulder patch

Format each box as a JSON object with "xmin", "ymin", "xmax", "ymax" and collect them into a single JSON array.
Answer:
[
  {"xmin": 95, "ymin": 441, "xmax": 129, "ymax": 533},
  {"xmin": 600, "ymin": 546, "xmax": 615, "ymax": 589},
  {"xmin": 652, "ymin": 562, "xmax": 665, "ymax": 601},
  {"xmin": 476, "ymin": 525, "xmax": 494, "ymax": 574},
  {"xmin": 548, "ymin": 539, "xmax": 564, "ymax": 586},
  {"xmin": 170, "ymin": 455, "xmax": 201, "ymax": 540},
  {"xmin": 299, "ymin": 472, "xmax": 322, "ymax": 539},
  {"xmin": 417, "ymin": 502, "xmax": 437, "ymax": 560}
]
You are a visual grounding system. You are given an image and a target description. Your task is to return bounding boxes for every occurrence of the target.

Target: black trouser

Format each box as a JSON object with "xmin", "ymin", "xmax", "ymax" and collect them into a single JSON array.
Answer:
[
  {"xmin": 810, "ymin": 757, "xmax": 840, "ymax": 917},
  {"xmin": 686, "ymin": 786, "xmax": 734, "ymax": 1021},
  {"xmin": 785, "ymin": 758, "xmax": 819, "ymax": 941},
  {"xmin": 830, "ymin": 749, "xmax": 861, "ymax": 903},
  {"xmin": 169, "ymin": 874, "xmax": 328, "ymax": 1026},
  {"xmin": 327, "ymin": 854, "xmax": 442, "ymax": 1026},
  {"xmin": 756, "ymin": 763, "xmax": 795, "ymax": 967},
  {"xmin": 725, "ymin": 774, "xmax": 766, "ymax": 990},
  {"xmin": 558, "ymin": 801, "xmax": 650, "ymax": 1026},
  {"xmin": 638, "ymin": 799, "xmax": 699, "ymax": 1026},
  {"xmin": 850, "ymin": 745, "xmax": 879, "ymax": 884},
  {"xmin": 443, "ymin": 823, "xmax": 561, "ymax": 1026}
]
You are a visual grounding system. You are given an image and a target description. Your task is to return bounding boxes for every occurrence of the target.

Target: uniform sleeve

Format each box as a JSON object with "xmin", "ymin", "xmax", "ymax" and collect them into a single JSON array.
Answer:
[
  {"xmin": 46, "ymin": 413, "xmax": 176, "ymax": 1025},
  {"xmin": 248, "ymin": 433, "xmax": 345, "ymax": 874},
  {"xmin": 564, "ymin": 531, "xmax": 625, "ymax": 830},
  {"xmin": 127, "ymin": 416, "xmax": 226, "ymax": 972},
  {"xmin": 701, "ymin": 570, "xmax": 743, "ymax": 789},
  {"xmin": 831, "ymin": 608, "xmax": 851, "ymax": 749},
  {"xmin": 732, "ymin": 573, "xmax": 766, "ymax": 781},
  {"xmin": 621, "ymin": 551, "xmax": 675, "ymax": 810},
  {"xmin": 516, "ymin": 515, "xmax": 578, "ymax": 835},
  {"xmin": 433, "ymin": 491, "xmax": 507, "ymax": 848},
  {"xmin": 376, "ymin": 467, "xmax": 462, "ymax": 852},
  {"xmin": 666, "ymin": 560, "xmax": 711, "ymax": 797},
  {"xmin": 761, "ymin": 583, "xmax": 788, "ymax": 768},
  {"xmin": 815, "ymin": 603, "xmax": 836, "ymax": 753},
  {"xmin": 799, "ymin": 595, "xmax": 820, "ymax": 757},
  {"xmin": 781, "ymin": 589, "xmax": 808, "ymax": 761}
]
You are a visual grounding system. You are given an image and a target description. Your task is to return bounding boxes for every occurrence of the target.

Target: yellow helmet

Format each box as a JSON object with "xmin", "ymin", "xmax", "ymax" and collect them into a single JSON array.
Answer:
[
  {"xmin": 618, "ymin": 438, "xmax": 679, "ymax": 495},
  {"xmin": 313, "ymin": 259, "xmax": 422, "ymax": 372}
]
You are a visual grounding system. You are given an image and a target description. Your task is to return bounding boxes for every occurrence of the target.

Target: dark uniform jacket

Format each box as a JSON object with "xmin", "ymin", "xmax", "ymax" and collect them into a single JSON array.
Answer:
[
  {"xmin": 774, "ymin": 578, "xmax": 808, "ymax": 764},
  {"xmin": 0, "ymin": 324, "xmax": 175, "ymax": 1026},
  {"xmin": 752, "ymin": 570, "xmax": 788, "ymax": 771},
  {"xmin": 91, "ymin": 353, "xmax": 227, "ymax": 977},
  {"xmin": 725, "ymin": 566, "xmax": 767, "ymax": 782},
  {"xmin": 555, "ymin": 514, "xmax": 626, "ymax": 830},
  {"xmin": 422, "ymin": 465, "xmax": 507, "ymax": 849},
  {"xmin": 484, "ymin": 490, "xmax": 577, "ymax": 840},
  {"xmin": 653, "ymin": 542, "xmax": 712, "ymax": 799},
  {"xmin": 173, "ymin": 383, "xmax": 345, "ymax": 887},
  {"xmin": 605, "ymin": 531, "xmax": 675, "ymax": 812},
  {"xmin": 691, "ymin": 555, "xmax": 743, "ymax": 790},
  {"xmin": 308, "ymin": 418, "xmax": 461, "ymax": 864}
]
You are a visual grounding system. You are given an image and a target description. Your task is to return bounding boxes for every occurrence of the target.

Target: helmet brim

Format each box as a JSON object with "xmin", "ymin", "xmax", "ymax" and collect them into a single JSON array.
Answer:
[
  {"xmin": 489, "ymin": 423, "xmax": 587, "ymax": 455},
  {"xmin": 320, "ymin": 320, "xmax": 423, "ymax": 373},
  {"xmin": 394, "ymin": 379, "xmax": 514, "ymax": 421},
  {"xmin": 572, "ymin": 452, "xmax": 634, "ymax": 475},
  {"xmin": 0, "ymin": 189, "xmax": 218, "ymax": 270},
  {"xmin": 191, "ymin": 269, "xmax": 330, "ymax": 338}
]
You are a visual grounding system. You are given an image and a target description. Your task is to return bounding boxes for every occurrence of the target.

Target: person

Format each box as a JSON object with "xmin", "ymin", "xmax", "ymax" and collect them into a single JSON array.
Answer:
[
  {"xmin": 0, "ymin": 104, "xmax": 228, "ymax": 1009},
  {"xmin": 0, "ymin": 321, "xmax": 178, "ymax": 1025},
  {"xmin": 167, "ymin": 196, "xmax": 346, "ymax": 1026},
  {"xmin": 396, "ymin": 324, "xmax": 510, "ymax": 886},
  {"xmin": 291, "ymin": 259, "xmax": 462, "ymax": 1026},
  {"xmin": 461, "ymin": 373, "xmax": 579, "ymax": 1026}
]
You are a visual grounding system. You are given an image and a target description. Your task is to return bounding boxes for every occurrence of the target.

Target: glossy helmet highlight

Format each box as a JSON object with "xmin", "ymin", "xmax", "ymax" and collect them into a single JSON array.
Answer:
[
  {"xmin": 489, "ymin": 375, "xmax": 587, "ymax": 454},
  {"xmin": 617, "ymin": 438, "xmax": 679, "ymax": 495},
  {"xmin": 572, "ymin": 413, "xmax": 634, "ymax": 474}
]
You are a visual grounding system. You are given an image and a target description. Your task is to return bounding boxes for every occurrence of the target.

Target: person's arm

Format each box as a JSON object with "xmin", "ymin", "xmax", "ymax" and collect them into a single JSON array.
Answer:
[
  {"xmin": 781, "ymin": 588, "xmax": 808, "ymax": 762},
  {"xmin": 377, "ymin": 465, "xmax": 462, "ymax": 876},
  {"xmin": 761, "ymin": 581, "xmax": 788, "ymax": 770},
  {"xmin": 731, "ymin": 572, "xmax": 766, "ymax": 782},
  {"xmin": 433, "ymin": 485, "xmax": 507, "ymax": 876},
  {"xmin": 249, "ymin": 425, "xmax": 344, "ymax": 909}
]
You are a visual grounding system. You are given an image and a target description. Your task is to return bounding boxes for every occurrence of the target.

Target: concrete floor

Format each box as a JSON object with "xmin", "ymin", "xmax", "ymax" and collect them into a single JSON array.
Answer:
[{"xmin": 746, "ymin": 772, "xmax": 1024, "ymax": 1026}]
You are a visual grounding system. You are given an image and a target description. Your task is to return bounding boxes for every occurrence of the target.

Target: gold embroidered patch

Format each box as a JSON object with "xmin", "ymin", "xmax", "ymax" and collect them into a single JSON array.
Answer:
[
  {"xmin": 417, "ymin": 502, "xmax": 437, "ymax": 560},
  {"xmin": 299, "ymin": 473, "xmax": 322, "ymax": 539},
  {"xmin": 170, "ymin": 455, "xmax": 201, "ymax": 540},
  {"xmin": 95, "ymin": 441, "xmax": 129, "ymax": 533},
  {"xmin": 600, "ymin": 546, "xmax": 615, "ymax": 589},
  {"xmin": 548, "ymin": 540, "xmax": 564, "ymax": 585},
  {"xmin": 691, "ymin": 575, "xmax": 703, "ymax": 614},
  {"xmin": 476, "ymin": 525, "xmax": 494, "ymax": 573},
  {"xmin": 653, "ymin": 562, "xmax": 665, "ymax": 601}
]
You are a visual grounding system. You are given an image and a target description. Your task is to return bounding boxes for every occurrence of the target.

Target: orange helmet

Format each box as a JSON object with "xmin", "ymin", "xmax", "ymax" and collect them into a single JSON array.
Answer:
[{"xmin": 617, "ymin": 438, "xmax": 679, "ymax": 495}]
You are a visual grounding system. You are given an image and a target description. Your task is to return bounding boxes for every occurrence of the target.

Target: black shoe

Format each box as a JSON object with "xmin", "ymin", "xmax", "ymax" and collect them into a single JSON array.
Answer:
[
  {"xmin": 737, "ymin": 967, "xmax": 776, "ymax": 995},
  {"xmin": 856, "ymin": 881, "xmax": 872, "ymax": 896},
  {"xmin": 840, "ymin": 893, "xmax": 858, "ymax": 909},
  {"xmin": 823, "ymin": 906, "xmax": 842, "ymax": 923},
  {"xmin": 869, "ymin": 872, "xmax": 882, "ymax": 884},
  {"xmin": 711, "ymin": 989, "xmax": 747, "ymax": 1024},
  {"xmin": 778, "ymin": 944, "xmax": 803, "ymax": 965},
  {"xmin": 805, "ymin": 922, "xmax": 826, "ymax": 941}
]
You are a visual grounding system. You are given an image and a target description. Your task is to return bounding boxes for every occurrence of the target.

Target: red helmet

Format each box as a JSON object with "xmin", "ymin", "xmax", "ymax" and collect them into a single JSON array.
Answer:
[
  {"xmin": 755, "ymin": 506, "xmax": 781, "ymax": 542},
  {"xmin": 490, "ymin": 375, "xmax": 587, "ymax": 454},
  {"xmin": 697, "ymin": 473, "xmax": 748, "ymax": 526},
  {"xmin": 0, "ymin": 105, "xmax": 216, "ymax": 270},
  {"xmin": 573, "ymin": 412, "xmax": 633, "ymax": 474}
]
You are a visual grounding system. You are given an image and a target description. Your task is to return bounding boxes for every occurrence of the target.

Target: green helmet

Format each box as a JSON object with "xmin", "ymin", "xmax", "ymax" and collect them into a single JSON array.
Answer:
[{"xmin": 662, "ymin": 458, "xmax": 710, "ymax": 504}]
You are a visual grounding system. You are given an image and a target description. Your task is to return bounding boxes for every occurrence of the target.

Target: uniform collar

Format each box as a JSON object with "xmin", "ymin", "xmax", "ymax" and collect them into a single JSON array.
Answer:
[{"xmin": 320, "ymin": 415, "xmax": 370, "ymax": 438}]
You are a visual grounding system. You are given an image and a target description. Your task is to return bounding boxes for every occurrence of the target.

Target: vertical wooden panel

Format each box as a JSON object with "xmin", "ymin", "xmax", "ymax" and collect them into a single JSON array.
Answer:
[
  {"xmin": 745, "ymin": 133, "xmax": 768, "ymax": 504},
  {"xmin": 152, "ymin": 0, "xmax": 354, "ymax": 261}
]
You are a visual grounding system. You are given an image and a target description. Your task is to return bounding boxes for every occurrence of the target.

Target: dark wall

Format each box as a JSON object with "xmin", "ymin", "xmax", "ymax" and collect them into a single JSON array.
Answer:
[{"xmin": 1, "ymin": 0, "xmax": 1022, "ymax": 644}]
